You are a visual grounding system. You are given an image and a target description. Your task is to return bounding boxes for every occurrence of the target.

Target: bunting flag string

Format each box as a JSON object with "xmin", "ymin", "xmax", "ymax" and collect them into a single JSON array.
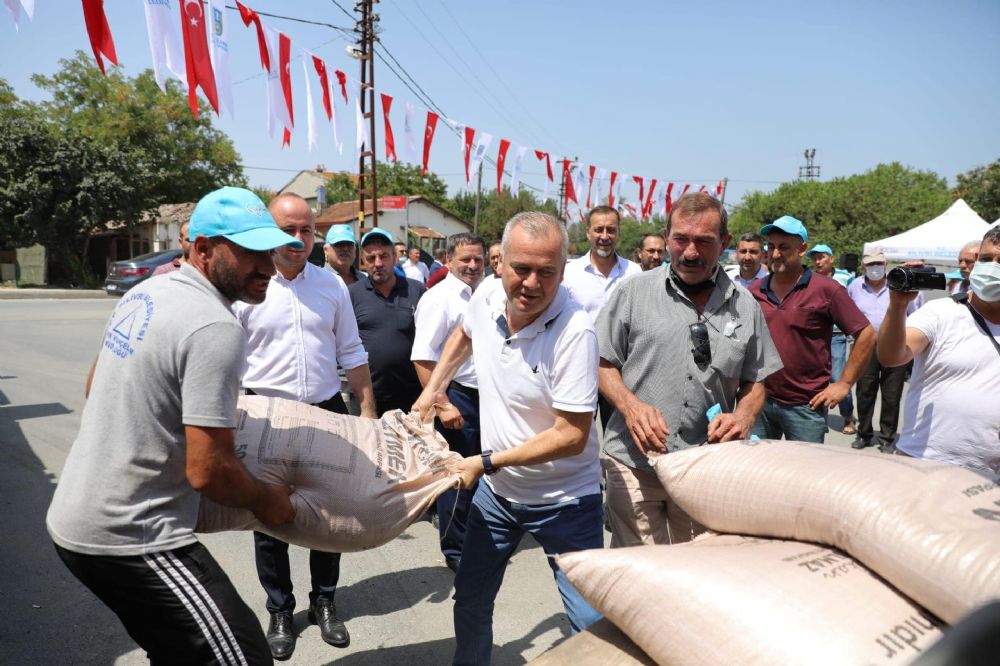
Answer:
[
  {"xmin": 82, "ymin": 0, "xmax": 118, "ymax": 74},
  {"xmin": 143, "ymin": 0, "xmax": 185, "ymax": 92},
  {"xmin": 422, "ymin": 111, "xmax": 439, "ymax": 175},
  {"xmin": 208, "ymin": 0, "xmax": 234, "ymax": 117},
  {"xmin": 496, "ymin": 139, "xmax": 511, "ymax": 196},
  {"xmin": 509, "ymin": 145, "xmax": 526, "ymax": 198},
  {"xmin": 72, "ymin": 0, "xmax": 730, "ymax": 211},
  {"xmin": 380, "ymin": 93, "xmax": 397, "ymax": 162},
  {"xmin": 179, "ymin": 0, "xmax": 219, "ymax": 118}
]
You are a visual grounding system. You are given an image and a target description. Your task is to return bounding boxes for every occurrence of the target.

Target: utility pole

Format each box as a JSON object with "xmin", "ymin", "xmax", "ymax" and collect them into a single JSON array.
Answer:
[
  {"xmin": 354, "ymin": 0, "xmax": 379, "ymax": 228},
  {"xmin": 798, "ymin": 148, "xmax": 820, "ymax": 181}
]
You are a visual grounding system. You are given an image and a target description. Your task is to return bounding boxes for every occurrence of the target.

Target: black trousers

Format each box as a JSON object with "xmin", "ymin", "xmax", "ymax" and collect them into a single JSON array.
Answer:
[
  {"xmin": 855, "ymin": 352, "xmax": 907, "ymax": 446},
  {"xmin": 435, "ymin": 382, "xmax": 482, "ymax": 561},
  {"xmin": 55, "ymin": 542, "xmax": 272, "ymax": 665},
  {"xmin": 249, "ymin": 390, "xmax": 347, "ymax": 614}
]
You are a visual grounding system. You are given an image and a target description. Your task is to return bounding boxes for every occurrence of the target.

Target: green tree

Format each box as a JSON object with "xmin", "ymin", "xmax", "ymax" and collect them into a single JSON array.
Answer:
[
  {"xmin": 325, "ymin": 161, "xmax": 449, "ymax": 206},
  {"xmin": 953, "ymin": 159, "xmax": 1000, "ymax": 223},
  {"xmin": 448, "ymin": 187, "xmax": 559, "ymax": 243},
  {"xmin": 31, "ymin": 51, "xmax": 245, "ymax": 204},
  {"xmin": 729, "ymin": 162, "xmax": 951, "ymax": 260}
]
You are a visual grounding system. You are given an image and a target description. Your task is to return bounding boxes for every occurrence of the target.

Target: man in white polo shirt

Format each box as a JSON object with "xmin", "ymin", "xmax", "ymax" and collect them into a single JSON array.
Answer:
[
  {"xmin": 414, "ymin": 211, "xmax": 603, "ymax": 665},
  {"xmin": 411, "ymin": 232, "xmax": 486, "ymax": 572},
  {"xmin": 234, "ymin": 193, "xmax": 376, "ymax": 660},
  {"xmin": 562, "ymin": 205, "xmax": 642, "ymax": 323}
]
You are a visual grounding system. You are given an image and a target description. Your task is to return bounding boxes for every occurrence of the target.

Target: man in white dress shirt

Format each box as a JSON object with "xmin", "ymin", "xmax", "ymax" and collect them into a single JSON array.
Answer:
[
  {"xmin": 402, "ymin": 245, "xmax": 430, "ymax": 284},
  {"xmin": 411, "ymin": 232, "xmax": 486, "ymax": 571},
  {"xmin": 233, "ymin": 193, "xmax": 376, "ymax": 659}
]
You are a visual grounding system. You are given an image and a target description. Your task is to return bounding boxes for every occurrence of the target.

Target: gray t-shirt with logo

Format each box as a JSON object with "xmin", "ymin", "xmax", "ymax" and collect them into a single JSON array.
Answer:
[{"xmin": 47, "ymin": 265, "xmax": 244, "ymax": 556}]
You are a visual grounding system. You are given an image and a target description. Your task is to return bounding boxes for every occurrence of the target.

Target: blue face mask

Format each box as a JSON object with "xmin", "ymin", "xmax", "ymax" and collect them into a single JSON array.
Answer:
[{"xmin": 969, "ymin": 261, "xmax": 1000, "ymax": 303}]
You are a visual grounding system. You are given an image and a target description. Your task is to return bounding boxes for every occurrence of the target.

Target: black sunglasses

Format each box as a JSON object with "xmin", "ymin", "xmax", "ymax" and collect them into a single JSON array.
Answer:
[{"xmin": 690, "ymin": 322, "xmax": 711, "ymax": 367}]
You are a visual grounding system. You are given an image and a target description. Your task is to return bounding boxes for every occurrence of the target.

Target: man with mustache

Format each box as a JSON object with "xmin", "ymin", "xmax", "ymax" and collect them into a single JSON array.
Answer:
[
  {"xmin": 635, "ymin": 232, "xmax": 667, "ymax": 271},
  {"xmin": 562, "ymin": 205, "xmax": 642, "ymax": 324},
  {"xmin": 233, "ymin": 194, "xmax": 376, "ymax": 659},
  {"xmin": 350, "ymin": 229, "xmax": 427, "ymax": 414},
  {"xmin": 597, "ymin": 192, "xmax": 783, "ymax": 546},
  {"xmin": 324, "ymin": 223, "xmax": 361, "ymax": 286},
  {"xmin": 411, "ymin": 232, "xmax": 487, "ymax": 572},
  {"xmin": 47, "ymin": 187, "xmax": 300, "ymax": 663},
  {"xmin": 751, "ymin": 216, "xmax": 875, "ymax": 443}
]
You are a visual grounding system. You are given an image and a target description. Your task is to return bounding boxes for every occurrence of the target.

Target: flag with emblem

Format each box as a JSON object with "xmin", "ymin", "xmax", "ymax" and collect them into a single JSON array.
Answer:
[{"xmin": 179, "ymin": 0, "xmax": 219, "ymax": 117}]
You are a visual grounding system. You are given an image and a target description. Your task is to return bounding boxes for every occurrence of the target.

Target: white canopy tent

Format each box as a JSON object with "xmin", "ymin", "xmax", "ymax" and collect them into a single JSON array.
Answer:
[{"xmin": 863, "ymin": 199, "xmax": 990, "ymax": 266}]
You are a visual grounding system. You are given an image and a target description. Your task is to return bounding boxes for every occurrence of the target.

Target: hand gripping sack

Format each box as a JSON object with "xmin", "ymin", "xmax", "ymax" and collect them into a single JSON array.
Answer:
[
  {"xmin": 651, "ymin": 440, "xmax": 1000, "ymax": 624},
  {"xmin": 196, "ymin": 395, "xmax": 461, "ymax": 552},
  {"xmin": 557, "ymin": 535, "xmax": 944, "ymax": 666}
]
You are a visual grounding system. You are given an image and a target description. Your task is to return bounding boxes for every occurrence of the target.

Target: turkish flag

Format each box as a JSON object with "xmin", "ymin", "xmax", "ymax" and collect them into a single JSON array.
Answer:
[
  {"xmin": 535, "ymin": 150, "xmax": 553, "ymax": 182},
  {"xmin": 463, "ymin": 126, "xmax": 476, "ymax": 184},
  {"xmin": 643, "ymin": 179, "xmax": 658, "ymax": 221},
  {"xmin": 381, "ymin": 93, "xmax": 397, "ymax": 162},
  {"xmin": 335, "ymin": 70, "xmax": 348, "ymax": 103},
  {"xmin": 313, "ymin": 55, "xmax": 332, "ymax": 120},
  {"xmin": 608, "ymin": 171, "xmax": 618, "ymax": 208},
  {"xmin": 236, "ymin": 0, "xmax": 269, "ymax": 72},
  {"xmin": 586, "ymin": 165, "xmax": 596, "ymax": 209},
  {"xmin": 278, "ymin": 30, "xmax": 293, "ymax": 143},
  {"xmin": 179, "ymin": 0, "xmax": 219, "ymax": 118},
  {"xmin": 81, "ymin": 0, "xmax": 118, "ymax": 74},
  {"xmin": 664, "ymin": 182, "xmax": 675, "ymax": 215},
  {"xmin": 632, "ymin": 176, "xmax": 644, "ymax": 217},
  {"xmin": 421, "ymin": 111, "xmax": 439, "ymax": 176},
  {"xmin": 496, "ymin": 139, "xmax": 511, "ymax": 196},
  {"xmin": 562, "ymin": 159, "xmax": 578, "ymax": 205}
]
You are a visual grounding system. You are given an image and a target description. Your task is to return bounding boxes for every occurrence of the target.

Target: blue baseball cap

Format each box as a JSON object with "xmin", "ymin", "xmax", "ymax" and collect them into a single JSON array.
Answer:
[
  {"xmin": 360, "ymin": 228, "xmax": 396, "ymax": 247},
  {"xmin": 326, "ymin": 224, "xmax": 356, "ymax": 245},
  {"xmin": 189, "ymin": 187, "xmax": 303, "ymax": 251},
  {"xmin": 807, "ymin": 244, "xmax": 833, "ymax": 257},
  {"xmin": 760, "ymin": 215, "xmax": 808, "ymax": 243}
]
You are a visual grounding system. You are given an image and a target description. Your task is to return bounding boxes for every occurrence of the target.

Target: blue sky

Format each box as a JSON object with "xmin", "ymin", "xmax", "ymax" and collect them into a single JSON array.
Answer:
[{"xmin": 2, "ymin": 0, "xmax": 998, "ymax": 212}]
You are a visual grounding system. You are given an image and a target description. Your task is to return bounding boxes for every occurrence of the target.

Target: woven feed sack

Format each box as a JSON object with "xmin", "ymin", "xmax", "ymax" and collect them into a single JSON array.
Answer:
[
  {"xmin": 197, "ymin": 395, "xmax": 461, "ymax": 552},
  {"xmin": 528, "ymin": 618, "xmax": 656, "ymax": 666},
  {"xmin": 650, "ymin": 440, "xmax": 1000, "ymax": 624},
  {"xmin": 557, "ymin": 535, "xmax": 943, "ymax": 666}
]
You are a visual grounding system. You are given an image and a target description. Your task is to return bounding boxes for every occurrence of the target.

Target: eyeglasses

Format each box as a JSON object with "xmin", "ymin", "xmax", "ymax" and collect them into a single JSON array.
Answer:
[{"xmin": 690, "ymin": 322, "xmax": 711, "ymax": 367}]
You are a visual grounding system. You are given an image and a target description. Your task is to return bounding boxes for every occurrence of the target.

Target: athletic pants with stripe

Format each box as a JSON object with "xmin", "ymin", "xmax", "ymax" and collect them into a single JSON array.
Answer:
[{"xmin": 54, "ymin": 542, "xmax": 271, "ymax": 665}]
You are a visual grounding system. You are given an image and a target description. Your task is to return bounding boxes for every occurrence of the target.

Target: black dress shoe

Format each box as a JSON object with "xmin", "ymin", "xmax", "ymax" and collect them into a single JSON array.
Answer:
[
  {"xmin": 851, "ymin": 437, "xmax": 872, "ymax": 450},
  {"xmin": 309, "ymin": 597, "xmax": 350, "ymax": 647},
  {"xmin": 266, "ymin": 612, "xmax": 296, "ymax": 661},
  {"xmin": 445, "ymin": 557, "xmax": 460, "ymax": 573}
]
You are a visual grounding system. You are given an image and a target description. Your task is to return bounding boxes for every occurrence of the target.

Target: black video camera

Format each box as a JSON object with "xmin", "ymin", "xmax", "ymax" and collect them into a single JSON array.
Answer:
[{"xmin": 886, "ymin": 266, "xmax": 947, "ymax": 292}]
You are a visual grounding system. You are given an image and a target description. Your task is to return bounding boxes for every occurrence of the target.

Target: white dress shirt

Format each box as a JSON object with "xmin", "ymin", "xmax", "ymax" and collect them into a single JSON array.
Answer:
[
  {"xmin": 402, "ymin": 259, "xmax": 430, "ymax": 284},
  {"xmin": 410, "ymin": 272, "xmax": 478, "ymax": 388},
  {"xmin": 234, "ymin": 262, "xmax": 368, "ymax": 403},
  {"xmin": 562, "ymin": 251, "xmax": 642, "ymax": 324}
]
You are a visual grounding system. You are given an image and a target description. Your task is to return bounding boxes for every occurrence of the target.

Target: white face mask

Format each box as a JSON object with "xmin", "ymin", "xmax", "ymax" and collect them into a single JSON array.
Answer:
[
  {"xmin": 865, "ymin": 264, "xmax": 886, "ymax": 281},
  {"xmin": 969, "ymin": 261, "xmax": 1000, "ymax": 303}
]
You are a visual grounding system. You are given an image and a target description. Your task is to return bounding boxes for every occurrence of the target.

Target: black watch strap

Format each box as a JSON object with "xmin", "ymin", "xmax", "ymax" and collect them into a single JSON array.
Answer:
[{"xmin": 481, "ymin": 450, "xmax": 499, "ymax": 475}]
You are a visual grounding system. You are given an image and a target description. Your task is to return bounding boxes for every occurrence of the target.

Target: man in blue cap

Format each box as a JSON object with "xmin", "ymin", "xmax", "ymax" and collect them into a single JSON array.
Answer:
[
  {"xmin": 47, "ymin": 187, "xmax": 300, "ymax": 663},
  {"xmin": 750, "ymin": 216, "xmax": 875, "ymax": 443},
  {"xmin": 807, "ymin": 243, "xmax": 857, "ymax": 434},
  {"xmin": 324, "ymin": 223, "xmax": 362, "ymax": 286}
]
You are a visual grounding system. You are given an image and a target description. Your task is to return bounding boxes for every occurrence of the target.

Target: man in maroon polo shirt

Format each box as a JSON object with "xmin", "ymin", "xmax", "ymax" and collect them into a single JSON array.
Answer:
[{"xmin": 750, "ymin": 216, "xmax": 875, "ymax": 443}]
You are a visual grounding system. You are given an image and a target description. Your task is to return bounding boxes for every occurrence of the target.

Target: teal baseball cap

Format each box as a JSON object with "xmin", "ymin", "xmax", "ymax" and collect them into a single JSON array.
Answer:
[
  {"xmin": 189, "ymin": 187, "xmax": 303, "ymax": 251},
  {"xmin": 807, "ymin": 244, "xmax": 833, "ymax": 256},
  {"xmin": 326, "ymin": 224, "xmax": 356, "ymax": 245},
  {"xmin": 360, "ymin": 228, "xmax": 395, "ymax": 247},
  {"xmin": 760, "ymin": 215, "xmax": 808, "ymax": 243}
]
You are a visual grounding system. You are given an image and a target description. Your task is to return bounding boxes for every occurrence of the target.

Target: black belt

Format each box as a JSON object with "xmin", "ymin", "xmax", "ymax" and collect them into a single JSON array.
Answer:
[{"xmin": 448, "ymin": 381, "xmax": 479, "ymax": 398}]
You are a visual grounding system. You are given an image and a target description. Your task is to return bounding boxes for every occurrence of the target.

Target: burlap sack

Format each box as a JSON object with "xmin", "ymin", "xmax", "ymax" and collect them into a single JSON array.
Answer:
[
  {"xmin": 558, "ymin": 535, "xmax": 943, "ymax": 666},
  {"xmin": 196, "ymin": 395, "xmax": 461, "ymax": 552},
  {"xmin": 650, "ymin": 440, "xmax": 1000, "ymax": 625},
  {"xmin": 529, "ymin": 618, "xmax": 656, "ymax": 666}
]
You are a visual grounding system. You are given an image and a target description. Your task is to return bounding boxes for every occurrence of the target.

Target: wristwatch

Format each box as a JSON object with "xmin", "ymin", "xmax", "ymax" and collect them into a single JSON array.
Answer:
[{"xmin": 481, "ymin": 450, "xmax": 499, "ymax": 475}]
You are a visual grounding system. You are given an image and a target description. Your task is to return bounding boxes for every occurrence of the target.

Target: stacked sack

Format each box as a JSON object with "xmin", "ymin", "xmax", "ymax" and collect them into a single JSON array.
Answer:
[
  {"xmin": 196, "ymin": 395, "xmax": 461, "ymax": 552},
  {"xmin": 555, "ymin": 440, "xmax": 1000, "ymax": 665}
]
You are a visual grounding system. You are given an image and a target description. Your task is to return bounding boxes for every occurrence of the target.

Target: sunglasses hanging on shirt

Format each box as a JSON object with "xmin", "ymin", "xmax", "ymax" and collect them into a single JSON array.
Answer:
[{"xmin": 689, "ymin": 321, "xmax": 712, "ymax": 367}]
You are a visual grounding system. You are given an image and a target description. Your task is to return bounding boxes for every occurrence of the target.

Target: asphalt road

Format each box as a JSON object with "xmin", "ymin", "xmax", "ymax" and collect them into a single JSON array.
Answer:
[{"xmin": 0, "ymin": 299, "xmax": 875, "ymax": 665}]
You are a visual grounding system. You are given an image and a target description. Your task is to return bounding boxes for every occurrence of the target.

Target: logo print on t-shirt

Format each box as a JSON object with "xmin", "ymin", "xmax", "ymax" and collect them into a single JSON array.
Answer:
[{"xmin": 104, "ymin": 292, "xmax": 155, "ymax": 359}]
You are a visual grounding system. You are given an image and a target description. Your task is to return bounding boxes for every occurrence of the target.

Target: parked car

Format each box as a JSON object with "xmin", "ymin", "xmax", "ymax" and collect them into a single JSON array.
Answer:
[{"xmin": 104, "ymin": 249, "xmax": 182, "ymax": 295}]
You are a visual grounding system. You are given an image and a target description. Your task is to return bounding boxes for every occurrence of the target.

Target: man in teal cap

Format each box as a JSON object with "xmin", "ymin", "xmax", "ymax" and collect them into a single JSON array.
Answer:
[
  {"xmin": 807, "ymin": 243, "xmax": 857, "ymax": 434},
  {"xmin": 750, "ymin": 216, "xmax": 875, "ymax": 443},
  {"xmin": 325, "ymin": 223, "xmax": 361, "ymax": 286},
  {"xmin": 47, "ymin": 187, "xmax": 300, "ymax": 663}
]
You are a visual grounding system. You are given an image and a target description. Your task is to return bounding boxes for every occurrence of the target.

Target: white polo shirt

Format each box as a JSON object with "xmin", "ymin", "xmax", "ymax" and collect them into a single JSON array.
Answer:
[
  {"xmin": 562, "ymin": 251, "xmax": 642, "ymax": 324},
  {"xmin": 465, "ymin": 282, "xmax": 601, "ymax": 504},
  {"xmin": 896, "ymin": 297, "xmax": 1000, "ymax": 476},
  {"xmin": 410, "ymin": 271, "xmax": 478, "ymax": 388},
  {"xmin": 234, "ymin": 262, "xmax": 369, "ymax": 403}
]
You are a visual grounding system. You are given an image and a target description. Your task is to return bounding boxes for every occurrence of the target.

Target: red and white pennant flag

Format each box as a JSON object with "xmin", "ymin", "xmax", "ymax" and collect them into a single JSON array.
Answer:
[
  {"xmin": 179, "ymin": 0, "xmax": 219, "ymax": 118},
  {"xmin": 82, "ymin": 0, "xmax": 118, "ymax": 74},
  {"xmin": 5, "ymin": 0, "xmax": 34, "ymax": 31}
]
